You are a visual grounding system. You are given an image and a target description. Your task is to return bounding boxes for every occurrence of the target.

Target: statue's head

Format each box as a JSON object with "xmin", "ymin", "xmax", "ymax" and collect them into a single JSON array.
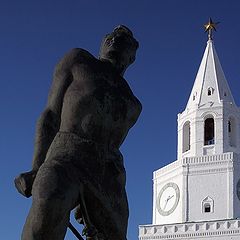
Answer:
[{"xmin": 99, "ymin": 25, "xmax": 139, "ymax": 75}]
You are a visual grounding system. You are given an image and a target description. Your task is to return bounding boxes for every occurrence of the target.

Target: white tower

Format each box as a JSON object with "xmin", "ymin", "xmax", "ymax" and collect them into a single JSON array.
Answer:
[{"xmin": 139, "ymin": 19, "xmax": 240, "ymax": 240}]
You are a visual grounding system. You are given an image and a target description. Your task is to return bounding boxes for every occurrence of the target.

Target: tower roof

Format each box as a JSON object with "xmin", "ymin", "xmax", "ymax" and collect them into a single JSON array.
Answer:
[{"xmin": 186, "ymin": 39, "xmax": 235, "ymax": 110}]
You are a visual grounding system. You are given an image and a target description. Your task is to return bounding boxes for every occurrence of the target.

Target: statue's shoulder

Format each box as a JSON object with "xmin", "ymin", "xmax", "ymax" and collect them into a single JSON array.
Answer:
[
  {"xmin": 55, "ymin": 48, "xmax": 96, "ymax": 71},
  {"xmin": 63, "ymin": 48, "xmax": 95, "ymax": 61}
]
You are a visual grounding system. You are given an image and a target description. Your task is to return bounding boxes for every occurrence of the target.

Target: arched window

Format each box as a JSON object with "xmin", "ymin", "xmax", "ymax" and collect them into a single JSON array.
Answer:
[
  {"xmin": 183, "ymin": 121, "xmax": 190, "ymax": 153},
  {"xmin": 202, "ymin": 196, "xmax": 214, "ymax": 213},
  {"xmin": 207, "ymin": 87, "xmax": 214, "ymax": 96},
  {"xmin": 204, "ymin": 117, "xmax": 214, "ymax": 145},
  {"xmin": 228, "ymin": 117, "xmax": 236, "ymax": 147}
]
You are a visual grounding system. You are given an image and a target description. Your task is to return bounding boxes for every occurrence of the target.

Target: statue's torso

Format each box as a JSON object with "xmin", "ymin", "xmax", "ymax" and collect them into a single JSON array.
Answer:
[{"xmin": 59, "ymin": 51, "xmax": 141, "ymax": 149}]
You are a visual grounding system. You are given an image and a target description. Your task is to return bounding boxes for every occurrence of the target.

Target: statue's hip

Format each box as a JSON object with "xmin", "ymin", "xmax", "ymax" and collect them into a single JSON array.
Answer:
[{"xmin": 44, "ymin": 131, "xmax": 125, "ymax": 184}]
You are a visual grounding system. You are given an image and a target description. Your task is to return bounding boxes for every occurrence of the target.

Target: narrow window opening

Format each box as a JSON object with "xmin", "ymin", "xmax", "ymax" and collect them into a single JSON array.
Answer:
[
  {"xmin": 228, "ymin": 121, "xmax": 231, "ymax": 133},
  {"xmin": 193, "ymin": 92, "xmax": 197, "ymax": 101},
  {"xmin": 204, "ymin": 118, "xmax": 214, "ymax": 145},
  {"xmin": 204, "ymin": 204, "xmax": 211, "ymax": 213},
  {"xmin": 207, "ymin": 87, "xmax": 214, "ymax": 96},
  {"xmin": 228, "ymin": 118, "xmax": 236, "ymax": 147},
  {"xmin": 183, "ymin": 122, "xmax": 191, "ymax": 153}
]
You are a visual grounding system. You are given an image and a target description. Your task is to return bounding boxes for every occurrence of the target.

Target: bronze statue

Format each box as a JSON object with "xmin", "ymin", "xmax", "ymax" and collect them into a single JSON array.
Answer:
[{"xmin": 15, "ymin": 25, "xmax": 142, "ymax": 240}]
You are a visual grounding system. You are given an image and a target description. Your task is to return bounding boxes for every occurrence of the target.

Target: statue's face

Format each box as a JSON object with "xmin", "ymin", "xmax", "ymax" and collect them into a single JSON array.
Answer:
[{"xmin": 99, "ymin": 28, "xmax": 138, "ymax": 72}]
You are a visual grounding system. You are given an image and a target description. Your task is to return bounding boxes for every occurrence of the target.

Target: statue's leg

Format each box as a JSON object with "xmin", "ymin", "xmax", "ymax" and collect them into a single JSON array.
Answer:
[{"xmin": 21, "ymin": 163, "xmax": 80, "ymax": 240}]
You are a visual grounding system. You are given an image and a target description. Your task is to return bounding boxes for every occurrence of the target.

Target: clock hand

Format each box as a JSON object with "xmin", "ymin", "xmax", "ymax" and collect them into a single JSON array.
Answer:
[
  {"xmin": 163, "ymin": 200, "xmax": 168, "ymax": 210},
  {"xmin": 168, "ymin": 195, "xmax": 174, "ymax": 201},
  {"xmin": 163, "ymin": 195, "xmax": 175, "ymax": 210}
]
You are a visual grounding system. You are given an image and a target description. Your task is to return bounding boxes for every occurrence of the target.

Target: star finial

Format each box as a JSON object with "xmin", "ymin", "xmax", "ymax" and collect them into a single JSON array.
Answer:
[{"xmin": 204, "ymin": 18, "xmax": 219, "ymax": 40}]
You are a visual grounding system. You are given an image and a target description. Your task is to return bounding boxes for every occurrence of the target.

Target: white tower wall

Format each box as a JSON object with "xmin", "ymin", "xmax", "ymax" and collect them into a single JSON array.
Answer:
[{"xmin": 139, "ymin": 32, "xmax": 240, "ymax": 240}]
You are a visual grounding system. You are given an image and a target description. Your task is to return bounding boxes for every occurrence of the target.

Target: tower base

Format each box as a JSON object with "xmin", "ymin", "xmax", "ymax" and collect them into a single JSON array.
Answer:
[{"xmin": 139, "ymin": 219, "xmax": 240, "ymax": 240}]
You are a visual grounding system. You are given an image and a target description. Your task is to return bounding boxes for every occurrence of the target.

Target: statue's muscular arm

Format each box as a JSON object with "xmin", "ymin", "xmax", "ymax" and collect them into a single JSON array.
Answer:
[
  {"xmin": 32, "ymin": 48, "xmax": 89, "ymax": 171},
  {"xmin": 31, "ymin": 68, "xmax": 71, "ymax": 170},
  {"xmin": 14, "ymin": 48, "xmax": 91, "ymax": 198}
]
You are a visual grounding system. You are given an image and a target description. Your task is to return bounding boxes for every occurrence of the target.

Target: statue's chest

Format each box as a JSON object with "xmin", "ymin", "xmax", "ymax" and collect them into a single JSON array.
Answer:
[
  {"xmin": 95, "ymin": 80, "xmax": 141, "ymax": 126},
  {"xmin": 70, "ymin": 64, "xmax": 141, "ymax": 123}
]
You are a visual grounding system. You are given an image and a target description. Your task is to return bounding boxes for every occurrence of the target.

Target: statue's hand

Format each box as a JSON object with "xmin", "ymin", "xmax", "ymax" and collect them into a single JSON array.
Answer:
[
  {"xmin": 14, "ymin": 170, "xmax": 37, "ymax": 198},
  {"xmin": 74, "ymin": 205, "xmax": 83, "ymax": 224}
]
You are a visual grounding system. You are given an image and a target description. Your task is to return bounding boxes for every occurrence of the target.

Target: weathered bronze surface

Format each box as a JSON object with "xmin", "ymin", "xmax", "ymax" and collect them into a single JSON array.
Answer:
[{"xmin": 15, "ymin": 25, "xmax": 142, "ymax": 240}]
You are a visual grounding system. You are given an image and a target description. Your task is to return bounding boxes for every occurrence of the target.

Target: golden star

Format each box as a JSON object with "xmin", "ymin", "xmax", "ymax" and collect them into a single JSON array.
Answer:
[
  {"xmin": 204, "ymin": 18, "xmax": 219, "ymax": 32},
  {"xmin": 204, "ymin": 18, "xmax": 219, "ymax": 39}
]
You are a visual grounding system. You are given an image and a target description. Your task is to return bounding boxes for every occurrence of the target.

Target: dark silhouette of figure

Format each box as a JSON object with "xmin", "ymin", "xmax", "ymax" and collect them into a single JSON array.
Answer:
[{"xmin": 15, "ymin": 25, "xmax": 141, "ymax": 240}]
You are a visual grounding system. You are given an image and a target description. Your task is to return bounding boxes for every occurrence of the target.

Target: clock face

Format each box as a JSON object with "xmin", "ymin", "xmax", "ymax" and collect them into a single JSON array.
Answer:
[
  {"xmin": 157, "ymin": 182, "xmax": 180, "ymax": 216},
  {"xmin": 236, "ymin": 179, "xmax": 240, "ymax": 201}
]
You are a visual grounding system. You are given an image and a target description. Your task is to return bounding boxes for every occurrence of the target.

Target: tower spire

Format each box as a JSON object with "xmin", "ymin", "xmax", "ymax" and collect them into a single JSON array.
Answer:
[
  {"xmin": 185, "ymin": 18, "xmax": 235, "ymax": 111},
  {"xmin": 204, "ymin": 18, "xmax": 219, "ymax": 40}
]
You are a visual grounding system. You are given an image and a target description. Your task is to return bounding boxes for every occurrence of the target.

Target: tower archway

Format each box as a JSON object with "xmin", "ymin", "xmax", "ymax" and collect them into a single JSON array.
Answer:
[{"xmin": 204, "ymin": 117, "xmax": 214, "ymax": 145}]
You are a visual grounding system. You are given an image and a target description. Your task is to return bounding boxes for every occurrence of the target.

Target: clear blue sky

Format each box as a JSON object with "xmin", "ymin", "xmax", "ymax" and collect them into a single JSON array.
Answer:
[{"xmin": 1, "ymin": 0, "xmax": 240, "ymax": 239}]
